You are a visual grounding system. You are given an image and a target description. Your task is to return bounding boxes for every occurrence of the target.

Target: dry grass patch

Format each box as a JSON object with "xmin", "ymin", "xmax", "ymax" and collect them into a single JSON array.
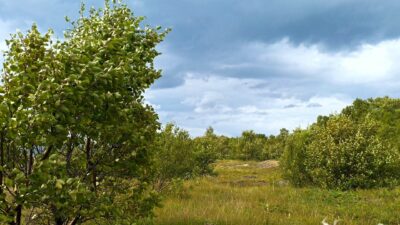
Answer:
[{"xmin": 155, "ymin": 160, "xmax": 400, "ymax": 225}]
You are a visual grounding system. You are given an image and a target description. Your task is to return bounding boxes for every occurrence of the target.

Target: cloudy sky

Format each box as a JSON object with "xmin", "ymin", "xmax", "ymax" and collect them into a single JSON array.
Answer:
[{"xmin": 2, "ymin": 0, "xmax": 400, "ymax": 136}]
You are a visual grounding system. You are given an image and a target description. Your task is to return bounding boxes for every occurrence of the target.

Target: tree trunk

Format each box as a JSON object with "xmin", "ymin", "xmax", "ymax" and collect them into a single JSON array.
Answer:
[
  {"xmin": 15, "ymin": 204, "xmax": 22, "ymax": 225},
  {"xmin": 68, "ymin": 215, "xmax": 80, "ymax": 225},
  {"xmin": 51, "ymin": 204, "xmax": 66, "ymax": 225},
  {"xmin": 40, "ymin": 145, "xmax": 53, "ymax": 161},
  {"xmin": 0, "ymin": 131, "xmax": 4, "ymax": 195},
  {"xmin": 28, "ymin": 147, "xmax": 33, "ymax": 175},
  {"xmin": 85, "ymin": 137, "xmax": 98, "ymax": 193},
  {"xmin": 55, "ymin": 217, "xmax": 64, "ymax": 225},
  {"xmin": 66, "ymin": 134, "xmax": 75, "ymax": 176}
]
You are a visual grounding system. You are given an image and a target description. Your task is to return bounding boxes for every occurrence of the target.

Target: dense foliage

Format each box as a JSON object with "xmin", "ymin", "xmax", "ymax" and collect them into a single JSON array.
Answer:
[
  {"xmin": 0, "ymin": 2, "xmax": 167, "ymax": 224},
  {"xmin": 281, "ymin": 97, "xmax": 400, "ymax": 190},
  {"xmin": 152, "ymin": 124, "xmax": 216, "ymax": 193},
  {"xmin": 189, "ymin": 128, "xmax": 289, "ymax": 161}
]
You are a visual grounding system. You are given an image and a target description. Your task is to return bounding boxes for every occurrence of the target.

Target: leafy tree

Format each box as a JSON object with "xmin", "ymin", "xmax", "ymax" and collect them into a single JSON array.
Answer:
[
  {"xmin": 306, "ymin": 115, "xmax": 399, "ymax": 189},
  {"xmin": 234, "ymin": 130, "xmax": 265, "ymax": 160},
  {"xmin": 342, "ymin": 97, "xmax": 400, "ymax": 147},
  {"xmin": 0, "ymin": 1, "xmax": 167, "ymax": 224},
  {"xmin": 193, "ymin": 127, "xmax": 218, "ymax": 175},
  {"xmin": 281, "ymin": 99, "xmax": 400, "ymax": 190},
  {"xmin": 152, "ymin": 124, "xmax": 216, "ymax": 193},
  {"xmin": 262, "ymin": 128, "xmax": 289, "ymax": 159},
  {"xmin": 280, "ymin": 128, "xmax": 311, "ymax": 186},
  {"xmin": 152, "ymin": 124, "xmax": 198, "ymax": 192}
]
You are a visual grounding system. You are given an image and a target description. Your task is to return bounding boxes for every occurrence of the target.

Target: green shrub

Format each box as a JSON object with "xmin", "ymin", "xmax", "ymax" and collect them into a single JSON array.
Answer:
[
  {"xmin": 282, "ymin": 114, "xmax": 400, "ymax": 190},
  {"xmin": 235, "ymin": 130, "xmax": 265, "ymax": 160},
  {"xmin": 280, "ymin": 129, "xmax": 312, "ymax": 187},
  {"xmin": 308, "ymin": 115, "xmax": 399, "ymax": 189},
  {"xmin": 194, "ymin": 127, "xmax": 230, "ymax": 160},
  {"xmin": 152, "ymin": 124, "xmax": 216, "ymax": 193},
  {"xmin": 262, "ymin": 128, "xmax": 289, "ymax": 159}
]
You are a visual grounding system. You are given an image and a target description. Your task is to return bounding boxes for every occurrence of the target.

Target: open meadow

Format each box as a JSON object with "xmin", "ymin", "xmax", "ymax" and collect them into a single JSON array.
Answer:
[{"xmin": 155, "ymin": 160, "xmax": 400, "ymax": 225}]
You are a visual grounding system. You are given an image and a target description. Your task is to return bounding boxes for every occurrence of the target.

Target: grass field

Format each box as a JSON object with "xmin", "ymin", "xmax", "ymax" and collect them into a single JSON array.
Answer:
[{"xmin": 155, "ymin": 160, "xmax": 400, "ymax": 225}]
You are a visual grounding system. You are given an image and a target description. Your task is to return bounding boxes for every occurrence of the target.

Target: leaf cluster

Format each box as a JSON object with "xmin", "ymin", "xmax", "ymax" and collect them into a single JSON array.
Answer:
[
  {"xmin": 0, "ymin": 1, "xmax": 167, "ymax": 224},
  {"xmin": 281, "ymin": 97, "xmax": 400, "ymax": 190}
]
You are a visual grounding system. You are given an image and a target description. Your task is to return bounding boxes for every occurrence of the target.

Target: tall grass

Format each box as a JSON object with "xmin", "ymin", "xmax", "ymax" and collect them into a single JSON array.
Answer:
[{"xmin": 155, "ymin": 160, "xmax": 400, "ymax": 225}]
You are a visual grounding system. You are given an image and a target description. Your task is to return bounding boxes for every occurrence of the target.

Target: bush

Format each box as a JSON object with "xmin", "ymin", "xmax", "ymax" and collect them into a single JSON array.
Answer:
[
  {"xmin": 262, "ymin": 128, "xmax": 289, "ymax": 159},
  {"xmin": 282, "ymin": 114, "xmax": 400, "ymax": 190},
  {"xmin": 235, "ymin": 130, "xmax": 265, "ymax": 160},
  {"xmin": 194, "ymin": 127, "xmax": 230, "ymax": 160},
  {"xmin": 152, "ymin": 124, "xmax": 216, "ymax": 193},
  {"xmin": 280, "ymin": 129, "xmax": 312, "ymax": 187}
]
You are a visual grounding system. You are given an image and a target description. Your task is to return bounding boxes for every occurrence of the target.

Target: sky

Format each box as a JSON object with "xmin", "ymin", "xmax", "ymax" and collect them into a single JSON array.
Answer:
[{"xmin": 2, "ymin": 0, "xmax": 400, "ymax": 136}]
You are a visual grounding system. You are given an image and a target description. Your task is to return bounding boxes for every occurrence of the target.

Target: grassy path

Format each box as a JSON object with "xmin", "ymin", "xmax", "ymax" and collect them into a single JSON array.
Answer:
[{"xmin": 155, "ymin": 160, "xmax": 400, "ymax": 225}]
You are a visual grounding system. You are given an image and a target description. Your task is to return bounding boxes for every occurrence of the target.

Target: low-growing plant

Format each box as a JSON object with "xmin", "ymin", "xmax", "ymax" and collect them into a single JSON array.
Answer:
[
  {"xmin": 306, "ymin": 114, "xmax": 399, "ymax": 189},
  {"xmin": 280, "ymin": 128, "xmax": 312, "ymax": 187},
  {"xmin": 282, "ymin": 112, "xmax": 400, "ymax": 190},
  {"xmin": 152, "ymin": 124, "xmax": 216, "ymax": 193}
]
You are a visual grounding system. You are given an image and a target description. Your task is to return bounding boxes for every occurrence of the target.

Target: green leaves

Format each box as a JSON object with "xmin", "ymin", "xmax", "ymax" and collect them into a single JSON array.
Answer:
[
  {"xmin": 281, "ymin": 98, "xmax": 400, "ymax": 190},
  {"xmin": 0, "ymin": 1, "xmax": 166, "ymax": 224},
  {"xmin": 151, "ymin": 123, "xmax": 217, "ymax": 196}
]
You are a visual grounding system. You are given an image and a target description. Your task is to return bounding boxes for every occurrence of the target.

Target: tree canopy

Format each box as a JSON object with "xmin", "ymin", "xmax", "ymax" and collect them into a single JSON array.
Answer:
[
  {"xmin": 0, "ymin": 1, "xmax": 167, "ymax": 224},
  {"xmin": 281, "ymin": 97, "xmax": 400, "ymax": 189}
]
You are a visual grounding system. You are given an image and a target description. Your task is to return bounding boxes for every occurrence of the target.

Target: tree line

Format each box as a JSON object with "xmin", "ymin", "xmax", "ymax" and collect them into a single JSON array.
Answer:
[{"xmin": 157, "ymin": 97, "xmax": 400, "ymax": 192}]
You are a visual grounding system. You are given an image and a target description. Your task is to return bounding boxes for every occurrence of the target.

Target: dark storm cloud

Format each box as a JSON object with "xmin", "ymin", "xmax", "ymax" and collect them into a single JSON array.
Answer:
[
  {"xmin": 3, "ymin": 0, "xmax": 400, "ymax": 88},
  {"xmin": 127, "ymin": 0, "xmax": 400, "ymax": 88},
  {"xmin": 138, "ymin": 0, "xmax": 400, "ymax": 48}
]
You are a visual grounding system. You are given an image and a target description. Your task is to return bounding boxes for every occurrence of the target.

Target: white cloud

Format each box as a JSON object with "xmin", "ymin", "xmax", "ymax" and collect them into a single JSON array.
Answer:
[
  {"xmin": 236, "ymin": 38, "xmax": 400, "ymax": 84},
  {"xmin": 146, "ymin": 75, "xmax": 352, "ymax": 136},
  {"xmin": 147, "ymin": 37, "xmax": 400, "ymax": 137},
  {"xmin": 155, "ymin": 43, "xmax": 183, "ymax": 72},
  {"xmin": 0, "ymin": 19, "xmax": 15, "ymax": 51},
  {"xmin": 0, "ymin": 19, "xmax": 19, "ymax": 68}
]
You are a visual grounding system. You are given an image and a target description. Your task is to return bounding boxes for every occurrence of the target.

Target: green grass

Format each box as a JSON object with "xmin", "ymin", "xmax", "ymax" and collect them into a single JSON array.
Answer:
[{"xmin": 154, "ymin": 160, "xmax": 400, "ymax": 225}]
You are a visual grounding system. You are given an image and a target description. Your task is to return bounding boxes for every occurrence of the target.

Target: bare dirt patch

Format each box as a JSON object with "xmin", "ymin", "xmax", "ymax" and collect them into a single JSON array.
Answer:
[
  {"xmin": 256, "ymin": 160, "xmax": 279, "ymax": 169},
  {"xmin": 221, "ymin": 180, "xmax": 269, "ymax": 187}
]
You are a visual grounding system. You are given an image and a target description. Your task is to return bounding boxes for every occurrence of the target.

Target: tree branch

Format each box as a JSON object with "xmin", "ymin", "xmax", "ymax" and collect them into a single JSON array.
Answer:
[{"xmin": 40, "ymin": 145, "xmax": 53, "ymax": 161}]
